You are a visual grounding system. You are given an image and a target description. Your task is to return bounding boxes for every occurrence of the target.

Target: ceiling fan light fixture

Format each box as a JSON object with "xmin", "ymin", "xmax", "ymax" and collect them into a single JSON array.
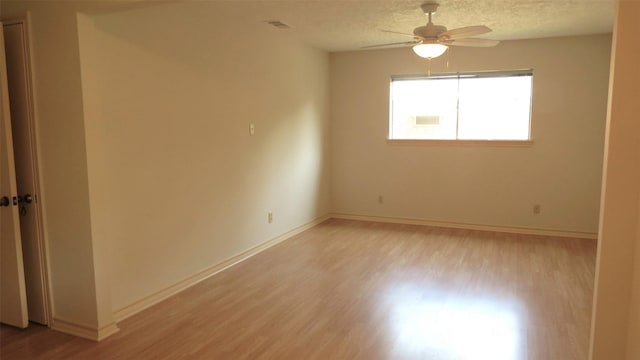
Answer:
[{"xmin": 412, "ymin": 43, "xmax": 448, "ymax": 59}]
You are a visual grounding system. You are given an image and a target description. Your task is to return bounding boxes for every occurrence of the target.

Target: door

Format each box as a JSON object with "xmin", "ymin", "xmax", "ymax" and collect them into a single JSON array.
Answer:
[
  {"xmin": 0, "ymin": 20, "xmax": 29, "ymax": 329},
  {"xmin": 3, "ymin": 19, "xmax": 49, "ymax": 325}
]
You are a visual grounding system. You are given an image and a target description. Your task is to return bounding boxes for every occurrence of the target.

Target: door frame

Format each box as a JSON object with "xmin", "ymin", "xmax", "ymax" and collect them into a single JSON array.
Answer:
[{"xmin": 3, "ymin": 13, "xmax": 52, "ymax": 326}]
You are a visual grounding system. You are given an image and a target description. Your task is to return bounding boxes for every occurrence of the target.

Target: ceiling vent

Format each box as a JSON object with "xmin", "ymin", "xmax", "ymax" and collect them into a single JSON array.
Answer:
[{"xmin": 266, "ymin": 20, "xmax": 291, "ymax": 29}]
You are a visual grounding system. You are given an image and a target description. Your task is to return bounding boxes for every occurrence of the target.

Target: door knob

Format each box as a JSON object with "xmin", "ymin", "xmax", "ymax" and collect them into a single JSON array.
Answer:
[{"xmin": 0, "ymin": 196, "xmax": 9, "ymax": 207}]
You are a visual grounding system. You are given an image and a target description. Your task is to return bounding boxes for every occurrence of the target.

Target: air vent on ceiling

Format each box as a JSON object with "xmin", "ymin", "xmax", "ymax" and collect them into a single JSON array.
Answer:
[{"xmin": 266, "ymin": 20, "xmax": 291, "ymax": 29}]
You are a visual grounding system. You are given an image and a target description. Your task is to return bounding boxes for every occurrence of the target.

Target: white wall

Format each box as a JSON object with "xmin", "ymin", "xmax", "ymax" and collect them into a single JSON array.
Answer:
[
  {"xmin": 76, "ymin": 2, "xmax": 331, "ymax": 312},
  {"xmin": 589, "ymin": 2, "xmax": 640, "ymax": 359},
  {"xmin": 331, "ymin": 35, "xmax": 611, "ymax": 234}
]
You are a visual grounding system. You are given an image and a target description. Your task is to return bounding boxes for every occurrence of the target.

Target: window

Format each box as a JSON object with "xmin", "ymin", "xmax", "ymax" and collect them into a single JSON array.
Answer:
[{"xmin": 389, "ymin": 70, "xmax": 533, "ymax": 141}]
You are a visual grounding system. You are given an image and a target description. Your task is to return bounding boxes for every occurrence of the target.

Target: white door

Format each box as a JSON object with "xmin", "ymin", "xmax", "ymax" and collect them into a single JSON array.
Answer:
[
  {"xmin": 3, "ymin": 19, "xmax": 49, "ymax": 325},
  {"xmin": 0, "ymin": 20, "xmax": 29, "ymax": 329}
]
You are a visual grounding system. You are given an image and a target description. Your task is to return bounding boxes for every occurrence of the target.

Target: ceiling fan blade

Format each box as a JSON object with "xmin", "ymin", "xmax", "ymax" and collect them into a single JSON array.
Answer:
[
  {"xmin": 439, "ymin": 25, "xmax": 492, "ymax": 40},
  {"xmin": 380, "ymin": 29, "xmax": 418, "ymax": 38},
  {"xmin": 447, "ymin": 38, "xmax": 500, "ymax": 47},
  {"xmin": 362, "ymin": 41, "xmax": 420, "ymax": 49}
]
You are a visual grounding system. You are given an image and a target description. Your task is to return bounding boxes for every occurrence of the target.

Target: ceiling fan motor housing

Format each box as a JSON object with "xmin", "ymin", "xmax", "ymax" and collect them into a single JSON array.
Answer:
[{"xmin": 413, "ymin": 24, "xmax": 447, "ymax": 39}]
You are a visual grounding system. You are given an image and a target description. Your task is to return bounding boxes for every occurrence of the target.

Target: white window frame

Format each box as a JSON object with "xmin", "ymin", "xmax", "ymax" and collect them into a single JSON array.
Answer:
[{"xmin": 389, "ymin": 70, "xmax": 534, "ymax": 144}]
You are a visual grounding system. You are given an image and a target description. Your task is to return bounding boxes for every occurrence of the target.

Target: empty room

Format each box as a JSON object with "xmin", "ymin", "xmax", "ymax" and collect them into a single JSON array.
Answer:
[{"xmin": 0, "ymin": 0, "xmax": 638, "ymax": 359}]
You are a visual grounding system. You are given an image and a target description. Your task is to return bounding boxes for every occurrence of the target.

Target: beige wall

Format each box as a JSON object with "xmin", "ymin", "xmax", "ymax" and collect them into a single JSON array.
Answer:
[
  {"xmin": 1, "ymin": 1, "xmax": 330, "ymax": 334},
  {"xmin": 330, "ymin": 35, "xmax": 610, "ymax": 234},
  {"xmin": 77, "ymin": 3, "xmax": 331, "ymax": 313},
  {"xmin": 1, "ymin": 2, "xmax": 106, "ymax": 331},
  {"xmin": 590, "ymin": 2, "xmax": 640, "ymax": 359},
  {"xmin": 629, "ymin": 203, "xmax": 640, "ymax": 358}
]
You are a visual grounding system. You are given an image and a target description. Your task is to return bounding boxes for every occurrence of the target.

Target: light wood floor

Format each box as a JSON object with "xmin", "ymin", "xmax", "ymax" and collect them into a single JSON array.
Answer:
[{"xmin": 1, "ymin": 219, "xmax": 597, "ymax": 359}]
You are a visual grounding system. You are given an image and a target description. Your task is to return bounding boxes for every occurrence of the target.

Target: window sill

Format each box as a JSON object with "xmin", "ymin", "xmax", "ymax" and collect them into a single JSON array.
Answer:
[{"xmin": 387, "ymin": 139, "xmax": 534, "ymax": 147}]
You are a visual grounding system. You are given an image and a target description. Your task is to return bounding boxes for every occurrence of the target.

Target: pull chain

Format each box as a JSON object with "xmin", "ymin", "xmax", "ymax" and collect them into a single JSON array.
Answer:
[{"xmin": 446, "ymin": 48, "xmax": 450, "ymax": 69}]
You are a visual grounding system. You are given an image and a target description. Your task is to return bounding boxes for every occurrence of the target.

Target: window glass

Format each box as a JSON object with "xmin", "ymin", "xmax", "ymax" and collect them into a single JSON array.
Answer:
[{"xmin": 389, "ymin": 71, "xmax": 533, "ymax": 141}]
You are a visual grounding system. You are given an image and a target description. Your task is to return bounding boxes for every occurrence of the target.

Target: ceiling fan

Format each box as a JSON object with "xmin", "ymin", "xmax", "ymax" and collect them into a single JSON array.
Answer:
[{"xmin": 366, "ymin": 2, "xmax": 500, "ymax": 59}]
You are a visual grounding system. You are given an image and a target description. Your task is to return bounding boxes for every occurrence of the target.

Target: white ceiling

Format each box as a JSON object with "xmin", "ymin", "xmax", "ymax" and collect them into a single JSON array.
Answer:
[
  {"xmin": 231, "ymin": 0, "xmax": 615, "ymax": 51},
  {"xmin": 92, "ymin": 0, "xmax": 616, "ymax": 52}
]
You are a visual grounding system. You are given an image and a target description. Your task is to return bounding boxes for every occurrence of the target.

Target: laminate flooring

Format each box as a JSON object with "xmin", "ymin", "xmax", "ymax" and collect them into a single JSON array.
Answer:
[{"xmin": 0, "ymin": 219, "xmax": 597, "ymax": 359}]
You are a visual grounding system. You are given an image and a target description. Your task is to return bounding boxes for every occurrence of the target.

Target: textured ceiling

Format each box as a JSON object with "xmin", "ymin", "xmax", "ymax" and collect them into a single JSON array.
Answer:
[{"xmin": 88, "ymin": 0, "xmax": 616, "ymax": 52}]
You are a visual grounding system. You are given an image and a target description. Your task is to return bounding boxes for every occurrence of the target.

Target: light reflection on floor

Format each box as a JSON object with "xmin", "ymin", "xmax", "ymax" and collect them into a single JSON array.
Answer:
[{"xmin": 386, "ymin": 284, "xmax": 521, "ymax": 360}]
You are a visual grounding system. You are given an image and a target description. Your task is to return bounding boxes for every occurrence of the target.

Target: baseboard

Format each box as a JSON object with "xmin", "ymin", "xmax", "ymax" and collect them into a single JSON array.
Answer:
[
  {"xmin": 51, "ymin": 317, "xmax": 119, "ymax": 341},
  {"xmin": 330, "ymin": 213, "xmax": 598, "ymax": 240},
  {"xmin": 112, "ymin": 212, "xmax": 593, "ymax": 326},
  {"xmin": 113, "ymin": 214, "xmax": 331, "ymax": 323}
]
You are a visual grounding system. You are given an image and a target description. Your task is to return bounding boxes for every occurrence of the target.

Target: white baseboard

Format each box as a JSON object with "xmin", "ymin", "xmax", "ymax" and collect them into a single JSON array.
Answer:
[
  {"xmin": 111, "ymin": 212, "xmax": 593, "ymax": 331},
  {"xmin": 51, "ymin": 317, "xmax": 119, "ymax": 341},
  {"xmin": 330, "ymin": 213, "xmax": 598, "ymax": 240},
  {"xmin": 113, "ymin": 215, "xmax": 331, "ymax": 323}
]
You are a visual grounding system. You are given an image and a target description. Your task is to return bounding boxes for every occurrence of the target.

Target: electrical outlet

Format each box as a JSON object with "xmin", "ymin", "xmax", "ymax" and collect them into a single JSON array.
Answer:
[
  {"xmin": 533, "ymin": 204, "xmax": 541, "ymax": 214},
  {"xmin": 378, "ymin": 195, "xmax": 384, "ymax": 204},
  {"xmin": 268, "ymin": 211, "xmax": 273, "ymax": 224},
  {"xmin": 250, "ymin": 123, "xmax": 255, "ymax": 136}
]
